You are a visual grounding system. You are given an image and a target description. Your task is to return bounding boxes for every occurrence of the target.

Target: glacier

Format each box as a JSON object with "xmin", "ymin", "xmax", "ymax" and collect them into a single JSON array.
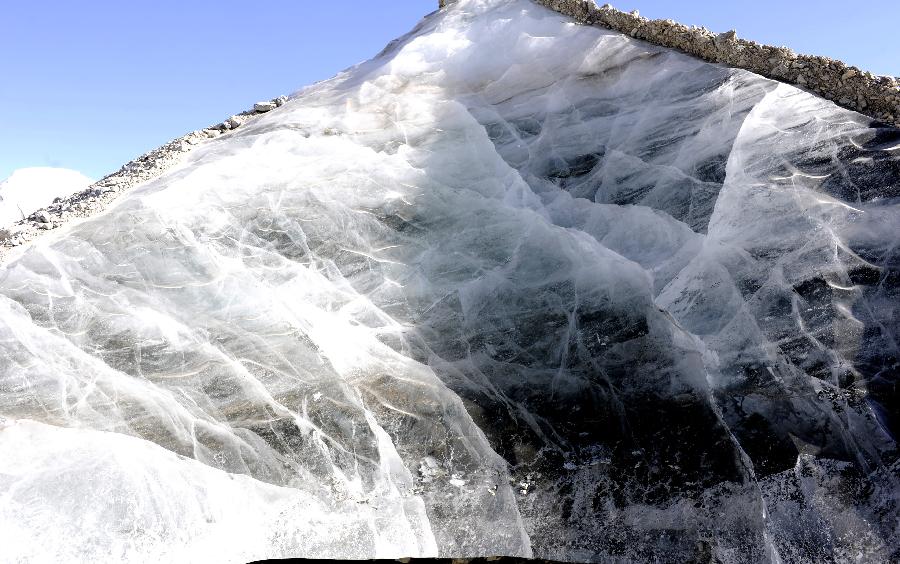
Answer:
[{"xmin": 1, "ymin": 0, "xmax": 898, "ymax": 562}]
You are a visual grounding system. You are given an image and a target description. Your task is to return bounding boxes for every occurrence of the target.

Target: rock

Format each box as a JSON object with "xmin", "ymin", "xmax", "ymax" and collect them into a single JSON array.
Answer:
[
  {"xmin": 34, "ymin": 211, "xmax": 51, "ymax": 224},
  {"xmin": 842, "ymin": 69, "xmax": 858, "ymax": 80},
  {"xmin": 715, "ymin": 30, "xmax": 737, "ymax": 47},
  {"xmin": 254, "ymin": 101, "xmax": 277, "ymax": 113},
  {"xmin": 274, "ymin": 95, "xmax": 288, "ymax": 107},
  {"xmin": 226, "ymin": 115, "xmax": 244, "ymax": 129}
]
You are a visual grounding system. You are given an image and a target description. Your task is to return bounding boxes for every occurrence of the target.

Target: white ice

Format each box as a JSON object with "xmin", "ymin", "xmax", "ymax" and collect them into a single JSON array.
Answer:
[{"xmin": 0, "ymin": 1, "xmax": 898, "ymax": 562}]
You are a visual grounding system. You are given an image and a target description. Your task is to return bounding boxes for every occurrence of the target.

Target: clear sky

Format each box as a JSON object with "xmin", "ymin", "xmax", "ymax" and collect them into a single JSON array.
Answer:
[{"xmin": 2, "ymin": 0, "xmax": 898, "ymax": 181}]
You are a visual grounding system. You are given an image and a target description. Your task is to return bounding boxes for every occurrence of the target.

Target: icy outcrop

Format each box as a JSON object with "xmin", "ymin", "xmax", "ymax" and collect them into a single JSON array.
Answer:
[{"xmin": 1, "ymin": 1, "xmax": 898, "ymax": 562}]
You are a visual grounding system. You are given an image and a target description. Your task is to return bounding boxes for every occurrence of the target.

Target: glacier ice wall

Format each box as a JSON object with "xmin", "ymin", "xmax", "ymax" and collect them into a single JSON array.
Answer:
[{"xmin": 1, "ymin": 1, "xmax": 898, "ymax": 562}]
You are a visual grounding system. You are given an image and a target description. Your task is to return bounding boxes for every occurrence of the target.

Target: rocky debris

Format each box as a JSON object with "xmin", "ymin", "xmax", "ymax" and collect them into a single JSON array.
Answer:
[
  {"xmin": 226, "ymin": 115, "xmax": 244, "ymax": 129},
  {"xmin": 32, "ymin": 211, "xmax": 51, "ymax": 224},
  {"xmin": 714, "ymin": 29, "xmax": 737, "ymax": 48},
  {"xmin": 254, "ymin": 101, "xmax": 277, "ymax": 112},
  {"xmin": 0, "ymin": 94, "xmax": 291, "ymax": 264},
  {"xmin": 530, "ymin": 0, "xmax": 900, "ymax": 127}
]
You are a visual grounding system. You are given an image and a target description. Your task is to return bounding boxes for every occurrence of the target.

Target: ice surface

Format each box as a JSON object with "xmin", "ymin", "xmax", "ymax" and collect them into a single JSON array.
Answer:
[
  {"xmin": 0, "ymin": 167, "xmax": 93, "ymax": 227},
  {"xmin": 1, "ymin": 1, "xmax": 898, "ymax": 562},
  {"xmin": 0, "ymin": 419, "xmax": 435, "ymax": 563}
]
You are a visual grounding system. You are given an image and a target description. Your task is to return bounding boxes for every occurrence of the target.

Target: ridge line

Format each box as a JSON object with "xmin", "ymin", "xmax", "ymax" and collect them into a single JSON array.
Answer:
[
  {"xmin": 442, "ymin": 0, "xmax": 900, "ymax": 128},
  {"xmin": 0, "ymin": 96, "xmax": 288, "ymax": 264}
]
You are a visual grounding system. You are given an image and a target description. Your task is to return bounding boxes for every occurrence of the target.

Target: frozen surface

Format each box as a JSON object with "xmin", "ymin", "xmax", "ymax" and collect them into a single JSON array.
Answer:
[
  {"xmin": 1, "ymin": 1, "xmax": 898, "ymax": 562},
  {"xmin": 0, "ymin": 167, "xmax": 93, "ymax": 227}
]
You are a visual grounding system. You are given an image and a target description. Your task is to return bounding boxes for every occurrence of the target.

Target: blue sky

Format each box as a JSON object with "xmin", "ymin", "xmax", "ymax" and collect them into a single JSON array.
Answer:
[{"xmin": 2, "ymin": 0, "xmax": 898, "ymax": 181}]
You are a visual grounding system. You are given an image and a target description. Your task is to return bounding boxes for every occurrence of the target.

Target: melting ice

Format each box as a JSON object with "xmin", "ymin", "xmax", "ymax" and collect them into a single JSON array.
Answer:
[{"xmin": 1, "ymin": 1, "xmax": 899, "ymax": 562}]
